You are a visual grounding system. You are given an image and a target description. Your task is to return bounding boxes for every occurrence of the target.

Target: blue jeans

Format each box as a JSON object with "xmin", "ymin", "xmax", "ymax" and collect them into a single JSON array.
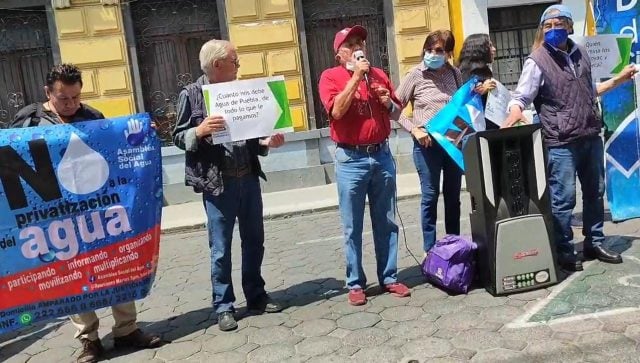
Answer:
[
  {"xmin": 203, "ymin": 175, "xmax": 266, "ymax": 314},
  {"xmin": 547, "ymin": 136, "xmax": 605, "ymax": 255},
  {"xmin": 412, "ymin": 139, "xmax": 462, "ymax": 252},
  {"xmin": 335, "ymin": 143, "xmax": 399, "ymax": 290}
]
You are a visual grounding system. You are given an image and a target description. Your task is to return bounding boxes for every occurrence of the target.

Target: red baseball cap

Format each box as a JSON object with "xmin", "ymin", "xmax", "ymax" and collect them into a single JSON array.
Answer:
[{"xmin": 333, "ymin": 26, "xmax": 367, "ymax": 53}]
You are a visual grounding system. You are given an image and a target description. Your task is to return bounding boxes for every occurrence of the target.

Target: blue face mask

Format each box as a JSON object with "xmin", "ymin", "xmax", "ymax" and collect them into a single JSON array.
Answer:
[
  {"xmin": 544, "ymin": 28, "xmax": 569, "ymax": 48},
  {"xmin": 423, "ymin": 53, "xmax": 445, "ymax": 69}
]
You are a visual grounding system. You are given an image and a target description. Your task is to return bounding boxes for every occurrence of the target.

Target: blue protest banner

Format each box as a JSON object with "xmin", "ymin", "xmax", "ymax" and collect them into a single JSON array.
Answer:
[
  {"xmin": 424, "ymin": 76, "xmax": 485, "ymax": 171},
  {"xmin": 592, "ymin": 0, "xmax": 640, "ymax": 221},
  {"xmin": 0, "ymin": 113, "xmax": 162, "ymax": 334}
]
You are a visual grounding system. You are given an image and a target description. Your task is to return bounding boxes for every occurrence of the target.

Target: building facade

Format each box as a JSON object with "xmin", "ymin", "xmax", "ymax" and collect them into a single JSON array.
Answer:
[
  {"xmin": 449, "ymin": 0, "xmax": 588, "ymax": 90},
  {"xmin": 0, "ymin": 0, "xmax": 588, "ymax": 203},
  {"xmin": 0, "ymin": 0, "xmax": 454, "ymax": 142}
]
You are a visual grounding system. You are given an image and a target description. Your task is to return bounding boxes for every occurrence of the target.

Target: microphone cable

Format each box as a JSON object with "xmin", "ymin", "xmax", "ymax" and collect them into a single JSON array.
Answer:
[
  {"xmin": 390, "ymin": 152, "xmax": 423, "ymax": 268},
  {"xmin": 355, "ymin": 49, "xmax": 422, "ymax": 268}
]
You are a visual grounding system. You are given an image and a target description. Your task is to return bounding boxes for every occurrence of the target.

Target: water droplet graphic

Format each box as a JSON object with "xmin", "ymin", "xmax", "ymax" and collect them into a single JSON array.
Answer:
[
  {"xmin": 45, "ymin": 129, "xmax": 54, "ymax": 135},
  {"xmin": 59, "ymin": 148, "xmax": 66, "ymax": 157},
  {"xmin": 149, "ymin": 129, "xmax": 157, "ymax": 138},
  {"xmin": 100, "ymin": 120, "xmax": 112, "ymax": 130},
  {"xmin": 154, "ymin": 188, "xmax": 163, "ymax": 198},
  {"xmin": 9, "ymin": 134, "xmax": 21, "ymax": 142},
  {"xmin": 32, "ymin": 133, "xmax": 43, "ymax": 140},
  {"xmin": 57, "ymin": 133, "xmax": 110, "ymax": 194},
  {"xmin": 39, "ymin": 251, "xmax": 57, "ymax": 263}
]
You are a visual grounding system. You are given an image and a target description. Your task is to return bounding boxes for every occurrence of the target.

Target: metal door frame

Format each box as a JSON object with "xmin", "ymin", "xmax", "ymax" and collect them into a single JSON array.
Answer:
[{"xmin": 122, "ymin": 0, "xmax": 228, "ymax": 146}]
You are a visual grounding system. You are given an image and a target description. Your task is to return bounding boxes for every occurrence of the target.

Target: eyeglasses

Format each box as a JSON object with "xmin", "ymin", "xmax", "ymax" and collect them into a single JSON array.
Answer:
[
  {"xmin": 425, "ymin": 47, "xmax": 445, "ymax": 55},
  {"xmin": 225, "ymin": 57, "xmax": 240, "ymax": 67}
]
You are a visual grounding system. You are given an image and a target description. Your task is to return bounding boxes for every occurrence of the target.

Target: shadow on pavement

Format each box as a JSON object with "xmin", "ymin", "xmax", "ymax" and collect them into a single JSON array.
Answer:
[
  {"xmin": 100, "ymin": 277, "xmax": 348, "ymax": 359},
  {"xmin": 94, "ymin": 236, "xmax": 639, "ymax": 360},
  {"xmin": 0, "ymin": 319, "xmax": 65, "ymax": 359}
]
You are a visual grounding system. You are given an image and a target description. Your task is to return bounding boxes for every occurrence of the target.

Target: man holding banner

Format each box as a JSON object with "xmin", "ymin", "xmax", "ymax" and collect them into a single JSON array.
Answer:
[
  {"xmin": 172, "ymin": 39, "xmax": 285, "ymax": 332},
  {"xmin": 503, "ymin": 5, "xmax": 637, "ymax": 271},
  {"xmin": 11, "ymin": 64, "xmax": 161, "ymax": 363},
  {"xmin": 318, "ymin": 26, "xmax": 410, "ymax": 306}
]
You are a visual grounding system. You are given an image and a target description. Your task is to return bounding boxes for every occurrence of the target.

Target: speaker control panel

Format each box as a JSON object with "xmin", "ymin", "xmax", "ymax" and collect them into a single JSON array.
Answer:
[{"xmin": 502, "ymin": 269, "xmax": 551, "ymax": 291}]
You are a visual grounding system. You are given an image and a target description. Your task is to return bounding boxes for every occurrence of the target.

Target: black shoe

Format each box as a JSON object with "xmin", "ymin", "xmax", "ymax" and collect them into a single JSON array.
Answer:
[
  {"xmin": 558, "ymin": 253, "xmax": 583, "ymax": 271},
  {"xmin": 77, "ymin": 338, "xmax": 104, "ymax": 363},
  {"xmin": 113, "ymin": 329, "xmax": 162, "ymax": 349},
  {"xmin": 584, "ymin": 246, "xmax": 623, "ymax": 264},
  {"xmin": 247, "ymin": 294, "xmax": 284, "ymax": 314},
  {"xmin": 217, "ymin": 311, "xmax": 238, "ymax": 331}
]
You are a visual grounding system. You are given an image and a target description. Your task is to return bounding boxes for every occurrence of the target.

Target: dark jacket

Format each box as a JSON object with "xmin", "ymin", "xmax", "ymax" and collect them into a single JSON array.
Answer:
[
  {"xmin": 171, "ymin": 75, "xmax": 268, "ymax": 195},
  {"xmin": 11, "ymin": 102, "xmax": 104, "ymax": 128},
  {"xmin": 461, "ymin": 62, "xmax": 493, "ymax": 85},
  {"xmin": 529, "ymin": 42, "xmax": 600, "ymax": 146}
]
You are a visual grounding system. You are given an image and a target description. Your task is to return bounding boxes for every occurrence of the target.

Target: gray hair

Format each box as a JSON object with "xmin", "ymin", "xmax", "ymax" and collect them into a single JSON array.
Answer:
[{"xmin": 199, "ymin": 39, "xmax": 231, "ymax": 73}]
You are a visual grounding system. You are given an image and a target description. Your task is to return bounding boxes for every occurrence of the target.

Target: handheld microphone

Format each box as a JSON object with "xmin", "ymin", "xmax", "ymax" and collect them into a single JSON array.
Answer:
[{"xmin": 353, "ymin": 50, "xmax": 369, "ymax": 84}]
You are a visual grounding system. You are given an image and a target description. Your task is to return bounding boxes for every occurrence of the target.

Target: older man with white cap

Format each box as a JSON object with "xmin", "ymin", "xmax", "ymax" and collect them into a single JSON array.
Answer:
[{"xmin": 503, "ymin": 4, "xmax": 637, "ymax": 271}]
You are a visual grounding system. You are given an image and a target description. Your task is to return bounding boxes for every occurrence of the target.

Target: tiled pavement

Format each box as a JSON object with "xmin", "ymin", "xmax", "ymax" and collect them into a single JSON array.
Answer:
[{"xmin": 1, "ymin": 196, "xmax": 639, "ymax": 362}]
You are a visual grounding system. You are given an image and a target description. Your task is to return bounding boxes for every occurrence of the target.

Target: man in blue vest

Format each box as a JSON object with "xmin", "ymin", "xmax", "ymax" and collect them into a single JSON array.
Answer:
[
  {"xmin": 172, "ymin": 39, "xmax": 285, "ymax": 332},
  {"xmin": 503, "ymin": 5, "xmax": 637, "ymax": 271}
]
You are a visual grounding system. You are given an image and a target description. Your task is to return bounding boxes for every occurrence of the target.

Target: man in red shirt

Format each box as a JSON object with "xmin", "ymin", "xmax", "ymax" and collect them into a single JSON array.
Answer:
[{"xmin": 318, "ymin": 26, "xmax": 410, "ymax": 306}]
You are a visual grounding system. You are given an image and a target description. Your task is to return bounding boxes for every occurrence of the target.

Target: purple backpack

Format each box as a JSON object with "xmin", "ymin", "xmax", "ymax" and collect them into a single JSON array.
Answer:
[{"xmin": 422, "ymin": 235, "xmax": 477, "ymax": 294}]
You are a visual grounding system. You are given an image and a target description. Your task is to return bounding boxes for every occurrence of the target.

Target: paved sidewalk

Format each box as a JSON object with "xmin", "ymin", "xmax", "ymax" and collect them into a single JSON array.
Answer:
[
  {"xmin": 160, "ymin": 172, "xmax": 424, "ymax": 232},
  {"xmin": 1, "ymin": 177, "xmax": 639, "ymax": 363}
]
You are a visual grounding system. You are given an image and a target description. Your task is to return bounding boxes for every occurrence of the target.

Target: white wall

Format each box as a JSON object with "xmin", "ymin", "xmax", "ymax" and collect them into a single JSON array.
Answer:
[
  {"xmin": 562, "ymin": 0, "xmax": 588, "ymax": 35},
  {"xmin": 460, "ymin": 0, "xmax": 489, "ymax": 37},
  {"xmin": 459, "ymin": 0, "xmax": 588, "ymax": 38}
]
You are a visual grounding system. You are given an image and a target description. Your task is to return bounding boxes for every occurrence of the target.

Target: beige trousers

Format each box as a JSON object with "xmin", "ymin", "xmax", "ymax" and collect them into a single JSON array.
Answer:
[{"xmin": 69, "ymin": 302, "xmax": 138, "ymax": 341}]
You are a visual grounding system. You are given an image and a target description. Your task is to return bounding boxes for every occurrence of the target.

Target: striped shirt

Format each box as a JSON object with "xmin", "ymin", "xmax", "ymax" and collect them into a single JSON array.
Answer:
[{"xmin": 394, "ymin": 63, "xmax": 462, "ymax": 132}]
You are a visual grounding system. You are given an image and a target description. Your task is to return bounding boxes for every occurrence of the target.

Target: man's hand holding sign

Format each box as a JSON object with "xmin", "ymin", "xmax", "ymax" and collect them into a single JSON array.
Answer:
[
  {"xmin": 196, "ymin": 115, "xmax": 227, "ymax": 138},
  {"xmin": 201, "ymin": 75, "xmax": 293, "ymax": 145}
]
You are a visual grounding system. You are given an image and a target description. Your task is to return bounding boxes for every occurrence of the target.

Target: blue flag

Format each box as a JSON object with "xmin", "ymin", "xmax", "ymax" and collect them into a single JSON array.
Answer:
[
  {"xmin": 594, "ymin": 2, "xmax": 640, "ymax": 222},
  {"xmin": 425, "ymin": 77, "xmax": 485, "ymax": 171}
]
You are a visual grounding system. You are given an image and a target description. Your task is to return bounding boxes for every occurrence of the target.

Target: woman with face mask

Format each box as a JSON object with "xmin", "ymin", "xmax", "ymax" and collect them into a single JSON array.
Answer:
[
  {"xmin": 394, "ymin": 30, "xmax": 464, "ymax": 258},
  {"xmin": 457, "ymin": 33, "xmax": 500, "ymax": 129}
]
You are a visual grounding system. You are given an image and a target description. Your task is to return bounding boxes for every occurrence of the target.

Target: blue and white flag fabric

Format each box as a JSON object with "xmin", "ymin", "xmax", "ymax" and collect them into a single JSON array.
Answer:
[
  {"xmin": 593, "ymin": 1, "xmax": 640, "ymax": 222},
  {"xmin": 425, "ymin": 76, "xmax": 485, "ymax": 171}
]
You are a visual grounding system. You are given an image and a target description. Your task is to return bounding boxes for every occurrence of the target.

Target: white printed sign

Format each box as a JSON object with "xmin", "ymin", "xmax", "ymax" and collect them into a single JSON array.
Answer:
[
  {"xmin": 202, "ymin": 76, "xmax": 293, "ymax": 144},
  {"xmin": 570, "ymin": 34, "xmax": 633, "ymax": 80},
  {"xmin": 484, "ymin": 80, "xmax": 511, "ymax": 127}
]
